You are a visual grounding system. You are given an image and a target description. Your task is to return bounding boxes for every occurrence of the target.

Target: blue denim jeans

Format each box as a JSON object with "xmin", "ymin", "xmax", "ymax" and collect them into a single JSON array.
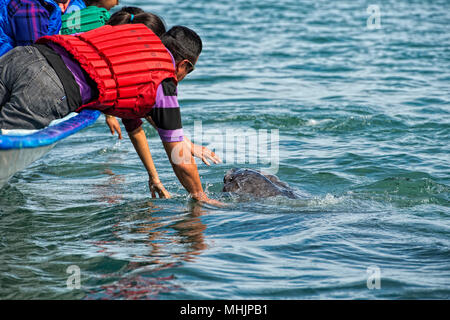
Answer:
[{"xmin": 0, "ymin": 46, "xmax": 73, "ymax": 130}]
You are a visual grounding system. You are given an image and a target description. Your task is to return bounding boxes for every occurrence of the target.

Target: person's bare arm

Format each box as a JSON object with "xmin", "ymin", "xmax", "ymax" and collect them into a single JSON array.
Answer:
[
  {"xmin": 162, "ymin": 140, "xmax": 223, "ymax": 205},
  {"xmin": 128, "ymin": 126, "xmax": 170, "ymax": 198},
  {"xmin": 146, "ymin": 116, "xmax": 220, "ymax": 165}
]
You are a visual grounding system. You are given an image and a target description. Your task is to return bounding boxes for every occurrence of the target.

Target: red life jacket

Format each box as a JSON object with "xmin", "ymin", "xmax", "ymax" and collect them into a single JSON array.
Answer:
[{"xmin": 37, "ymin": 24, "xmax": 177, "ymax": 119}]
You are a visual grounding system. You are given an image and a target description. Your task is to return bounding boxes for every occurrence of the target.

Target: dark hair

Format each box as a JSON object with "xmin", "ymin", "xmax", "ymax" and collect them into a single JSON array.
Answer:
[
  {"xmin": 111, "ymin": 6, "xmax": 144, "ymax": 15},
  {"xmin": 161, "ymin": 26, "xmax": 202, "ymax": 64},
  {"xmin": 106, "ymin": 7, "xmax": 166, "ymax": 37}
]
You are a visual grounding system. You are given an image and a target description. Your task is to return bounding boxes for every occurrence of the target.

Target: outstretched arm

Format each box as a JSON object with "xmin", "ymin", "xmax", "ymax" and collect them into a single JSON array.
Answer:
[
  {"xmin": 146, "ymin": 116, "xmax": 221, "ymax": 166},
  {"xmin": 142, "ymin": 79, "xmax": 222, "ymax": 205},
  {"xmin": 128, "ymin": 126, "xmax": 170, "ymax": 198},
  {"xmin": 162, "ymin": 140, "xmax": 223, "ymax": 205}
]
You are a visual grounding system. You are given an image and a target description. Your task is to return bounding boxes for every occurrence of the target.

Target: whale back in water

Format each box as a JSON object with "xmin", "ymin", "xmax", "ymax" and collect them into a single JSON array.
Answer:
[{"xmin": 222, "ymin": 168, "xmax": 303, "ymax": 199}]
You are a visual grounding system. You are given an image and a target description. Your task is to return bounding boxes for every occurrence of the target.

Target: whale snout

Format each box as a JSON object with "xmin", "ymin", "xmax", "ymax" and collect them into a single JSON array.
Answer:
[
  {"xmin": 222, "ymin": 168, "xmax": 303, "ymax": 199},
  {"xmin": 223, "ymin": 168, "xmax": 240, "ymax": 192}
]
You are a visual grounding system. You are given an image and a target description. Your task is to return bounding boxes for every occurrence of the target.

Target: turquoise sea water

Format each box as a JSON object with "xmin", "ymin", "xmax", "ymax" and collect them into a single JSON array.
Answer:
[{"xmin": 0, "ymin": 0, "xmax": 449, "ymax": 299}]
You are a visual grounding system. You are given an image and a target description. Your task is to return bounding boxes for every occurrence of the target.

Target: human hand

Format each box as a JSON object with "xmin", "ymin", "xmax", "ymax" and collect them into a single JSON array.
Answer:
[
  {"xmin": 190, "ymin": 143, "xmax": 222, "ymax": 166},
  {"xmin": 105, "ymin": 115, "xmax": 122, "ymax": 140},
  {"xmin": 192, "ymin": 192, "xmax": 227, "ymax": 207},
  {"xmin": 149, "ymin": 179, "xmax": 171, "ymax": 199}
]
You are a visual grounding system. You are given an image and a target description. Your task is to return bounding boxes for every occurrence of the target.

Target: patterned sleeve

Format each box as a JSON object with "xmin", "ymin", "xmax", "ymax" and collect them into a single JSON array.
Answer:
[
  {"xmin": 147, "ymin": 79, "xmax": 184, "ymax": 143},
  {"xmin": 8, "ymin": 0, "xmax": 50, "ymax": 46}
]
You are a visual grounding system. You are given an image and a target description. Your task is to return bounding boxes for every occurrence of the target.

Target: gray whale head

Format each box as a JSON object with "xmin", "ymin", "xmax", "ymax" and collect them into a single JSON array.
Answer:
[{"xmin": 223, "ymin": 168, "xmax": 302, "ymax": 199}]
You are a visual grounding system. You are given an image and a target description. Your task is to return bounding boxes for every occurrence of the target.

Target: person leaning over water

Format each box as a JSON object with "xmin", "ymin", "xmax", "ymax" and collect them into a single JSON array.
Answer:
[
  {"xmin": 60, "ymin": 7, "xmax": 212, "ymax": 199},
  {"xmin": 0, "ymin": 21, "xmax": 222, "ymax": 205},
  {"xmin": 59, "ymin": 6, "xmax": 172, "ymax": 197},
  {"xmin": 0, "ymin": 0, "xmax": 69, "ymax": 56},
  {"xmin": 96, "ymin": 9, "xmax": 221, "ymax": 196}
]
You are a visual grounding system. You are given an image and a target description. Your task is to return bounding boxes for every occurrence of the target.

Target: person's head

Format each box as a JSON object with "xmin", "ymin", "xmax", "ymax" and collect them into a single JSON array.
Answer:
[
  {"xmin": 161, "ymin": 26, "xmax": 202, "ymax": 82},
  {"xmin": 106, "ymin": 7, "xmax": 166, "ymax": 37},
  {"xmin": 84, "ymin": 0, "xmax": 119, "ymax": 11}
]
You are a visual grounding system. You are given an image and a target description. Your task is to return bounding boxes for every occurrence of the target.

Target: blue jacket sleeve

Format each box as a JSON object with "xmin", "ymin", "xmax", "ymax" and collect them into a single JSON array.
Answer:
[
  {"xmin": 0, "ymin": 0, "xmax": 14, "ymax": 57},
  {"xmin": 0, "ymin": 35, "xmax": 14, "ymax": 56}
]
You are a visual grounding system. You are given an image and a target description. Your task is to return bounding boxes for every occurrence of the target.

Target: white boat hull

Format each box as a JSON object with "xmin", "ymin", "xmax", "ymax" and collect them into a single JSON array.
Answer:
[
  {"xmin": 0, "ymin": 109, "xmax": 101, "ymax": 189},
  {"xmin": 0, "ymin": 144, "xmax": 55, "ymax": 188}
]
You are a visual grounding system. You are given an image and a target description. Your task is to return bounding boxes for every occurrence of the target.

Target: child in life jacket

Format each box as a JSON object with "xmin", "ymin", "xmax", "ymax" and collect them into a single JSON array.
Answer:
[
  {"xmin": 59, "ymin": 0, "xmax": 122, "ymax": 35},
  {"xmin": 0, "ymin": 13, "xmax": 222, "ymax": 205}
]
